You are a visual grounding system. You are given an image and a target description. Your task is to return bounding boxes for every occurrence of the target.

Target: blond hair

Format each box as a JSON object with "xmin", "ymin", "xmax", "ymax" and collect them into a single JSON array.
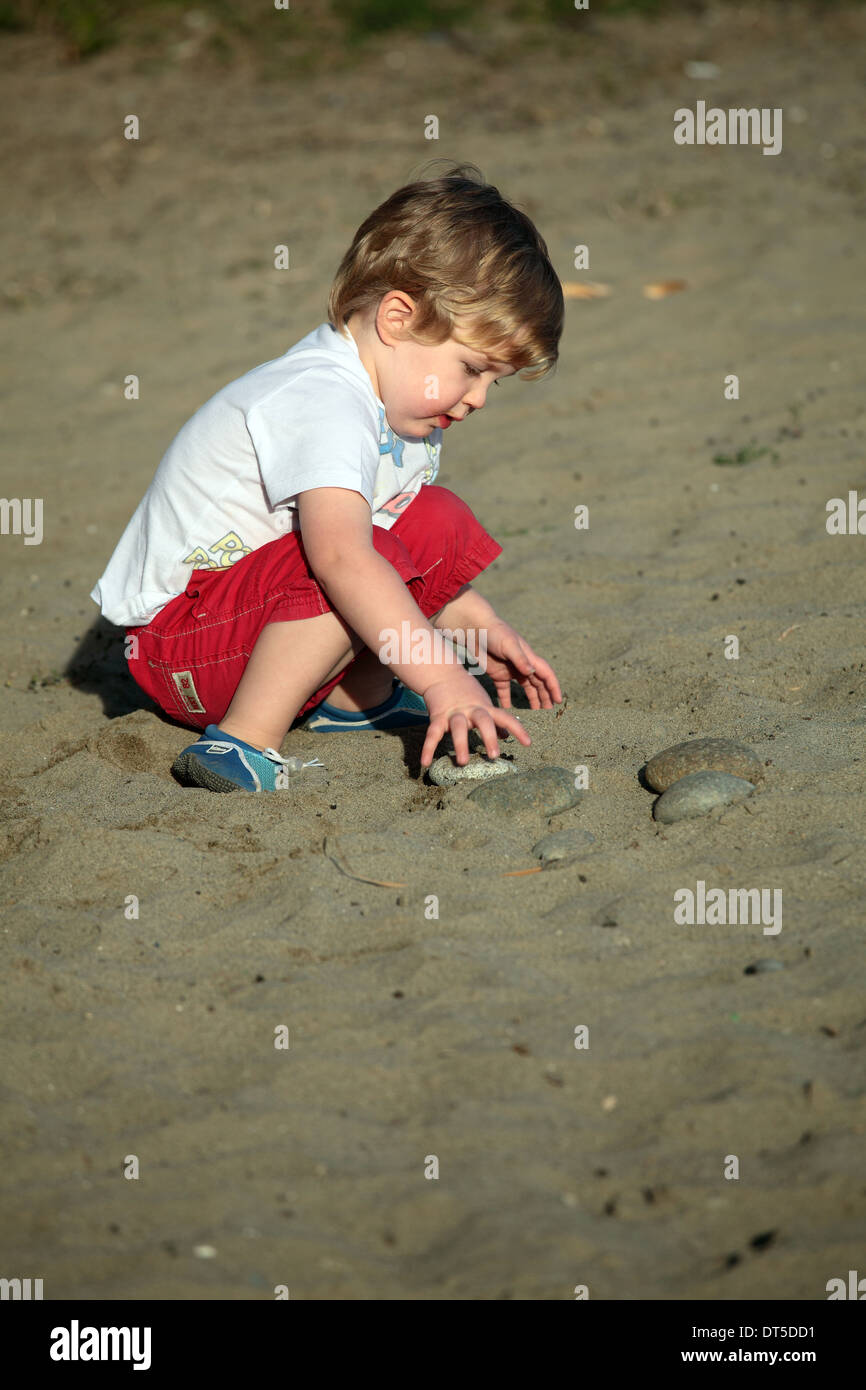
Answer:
[{"xmin": 327, "ymin": 161, "xmax": 563, "ymax": 381}]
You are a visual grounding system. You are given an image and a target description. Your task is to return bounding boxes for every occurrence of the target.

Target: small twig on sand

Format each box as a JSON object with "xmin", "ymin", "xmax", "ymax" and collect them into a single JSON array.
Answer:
[
  {"xmin": 502, "ymin": 866, "xmax": 545, "ymax": 877},
  {"xmin": 323, "ymin": 836, "xmax": 407, "ymax": 888}
]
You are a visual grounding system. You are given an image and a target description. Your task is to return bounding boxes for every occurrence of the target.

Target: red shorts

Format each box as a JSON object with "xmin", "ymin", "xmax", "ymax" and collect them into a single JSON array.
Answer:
[{"xmin": 125, "ymin": 484, "xmax": 503, "ymax": 732}]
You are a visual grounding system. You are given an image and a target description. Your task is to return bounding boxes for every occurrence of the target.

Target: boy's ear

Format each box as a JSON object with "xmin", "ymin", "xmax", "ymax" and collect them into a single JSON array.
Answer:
[{"xmin": 377, "ymin": 290, "xmax": 418, "ymax": 344}]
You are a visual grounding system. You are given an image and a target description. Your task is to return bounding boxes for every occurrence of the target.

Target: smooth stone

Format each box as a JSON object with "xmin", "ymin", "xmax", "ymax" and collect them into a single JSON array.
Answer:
[
  {"xmin": 468, "ymin": 767, "xmax": 584, "ymax": 816},
  {"xmin": 652, "ymin": 770, "xmax": 755, "ymax": 823},
  {"xmin": 744, "ymin": 959, "xmax": 785, "ymax": 974},
  {"xmin": 428, "ymin": 753, "xmax": 517, "ymax": 787},
  {"xmin": 644, "ymin": 737, "xmax": 764, "ymax": 793},
  {"xmin": 533, "ymin": 828, "xmax": 596, "ymax": 865}
]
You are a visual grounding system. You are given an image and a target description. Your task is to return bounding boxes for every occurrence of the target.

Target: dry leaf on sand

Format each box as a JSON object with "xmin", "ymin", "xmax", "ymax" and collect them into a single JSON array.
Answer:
[
  {"xmin": 642, "ymin": 279, "xmax": 688, "ymax": 299},
  {"xmin": 562, "ymin": 281, "xmax": 611, "ymax": 299}
]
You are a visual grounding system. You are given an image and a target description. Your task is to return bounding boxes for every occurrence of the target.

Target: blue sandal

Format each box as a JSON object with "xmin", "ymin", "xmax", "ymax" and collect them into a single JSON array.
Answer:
[
  {"xmin": 171, "ymin": 724, "xmax": 324, "ymax": 793},
  {"xmin": 301, "ymin": 678, "xmax": 429, "ymax": 732}
]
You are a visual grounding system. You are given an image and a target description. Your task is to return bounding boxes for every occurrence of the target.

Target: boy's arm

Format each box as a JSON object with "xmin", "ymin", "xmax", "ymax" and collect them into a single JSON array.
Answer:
[
  {"xmin": 299, "ymin": 486, "xmax": 542, "ymax": 761},
  {"xmin": 298, "ymin": 487, "xmax": 473, "ymax": 697},
  {"xmin": 430, "ymin": 583, "xmax": 501, "ymax": 636},
  {"xmin": 432, "ymin": 581, "xmax": 563, "ymax": 709}
]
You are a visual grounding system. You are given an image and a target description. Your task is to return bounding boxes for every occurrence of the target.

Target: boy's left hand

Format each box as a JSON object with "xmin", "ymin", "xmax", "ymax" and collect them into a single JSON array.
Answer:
[{"xmin": 478, "ymin": 619, "xmax": 562, "ymax": 711}]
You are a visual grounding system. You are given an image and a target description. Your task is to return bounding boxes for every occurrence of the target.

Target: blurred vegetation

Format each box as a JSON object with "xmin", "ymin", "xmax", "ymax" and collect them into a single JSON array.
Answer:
[{"xmin": 0, "ymin": 0, "xmax": 859, "ymax": 63}]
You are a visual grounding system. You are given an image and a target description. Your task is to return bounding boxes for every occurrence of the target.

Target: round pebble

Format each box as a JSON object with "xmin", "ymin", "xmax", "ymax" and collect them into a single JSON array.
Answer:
[
  {"xmin": 652, "ymin": 770, "xmax": 755, "ymax": 823},
  {"xmin": 468, "ymin": 766, "xmax": 584, "ymax": 816},
  {"xmin": 644, "ymin": 737, "xmax": 764, "ymax": 793},
  {"xmin": 428, "ymin": 753, "xmax": 517, "ymax": 787},
  {"xmin": 533, "ymin": 828, "xmax": 595, "ymax": 865},
  {"xmin": 744, "ymin": 959, "xmax": 785, "ymax": 975}
]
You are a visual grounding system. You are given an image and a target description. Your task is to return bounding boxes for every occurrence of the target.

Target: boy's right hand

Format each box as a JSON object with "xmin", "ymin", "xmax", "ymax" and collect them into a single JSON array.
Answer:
[{"xmin": 418, "ymin": 667, "xmax": 531, "ymax": 770}]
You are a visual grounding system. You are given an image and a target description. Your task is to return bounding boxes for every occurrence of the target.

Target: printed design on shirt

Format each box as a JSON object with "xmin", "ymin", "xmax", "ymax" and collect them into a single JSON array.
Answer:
[
  {"xmin": 422, "ymin": 433, "xmax": 441, "ymax": 484},
  {"xmin": 376, "ymin": 405, "xmax": 441, "ymax": 484},
  {"xmin": 375, "ymin": 492, "xmax": 419, "ymax": 521},
  {"xmin": 377, "ymin": 404, "xmax": 406, "ymax": 469},
  {"xmin": 183, "ymin": 531, "xmax": 252, "ymax": 570},
  {"xmin": 171, "ymin": 669, "xmax": 206, "ymax": 714},
  {"xmin": 373, "ymin": 408, "xmax": 442, "ymax": 523}
]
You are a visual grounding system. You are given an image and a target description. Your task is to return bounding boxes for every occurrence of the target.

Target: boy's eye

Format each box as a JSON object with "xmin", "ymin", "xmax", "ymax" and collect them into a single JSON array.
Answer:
[{"xmin": 463, "ymin": 362, "xmax": 501, "ymax": 383}]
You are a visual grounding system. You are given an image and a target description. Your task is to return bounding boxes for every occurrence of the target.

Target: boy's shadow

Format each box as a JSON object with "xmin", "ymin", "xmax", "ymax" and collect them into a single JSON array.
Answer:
[{"xmin": 65, "ymin": 617, "xmax": 163, "ymax": 721}]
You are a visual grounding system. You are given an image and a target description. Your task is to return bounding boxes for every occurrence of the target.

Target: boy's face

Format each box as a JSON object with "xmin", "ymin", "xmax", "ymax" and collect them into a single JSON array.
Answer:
[
  {"xmin": 372, "ymin": 304, "xmax": 518, "ymax": 438},
  {"xmin": 391, "ymin": 333, "xmax": 518, "ymax": 438}
]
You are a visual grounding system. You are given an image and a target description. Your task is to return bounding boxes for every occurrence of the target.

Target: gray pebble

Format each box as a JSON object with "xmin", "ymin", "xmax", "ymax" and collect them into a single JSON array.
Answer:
[
  {"xmin": 428, "ymin": 753, "xmax": 516, "ymax": 787},
  {"xmin": 469, "ymin": 767, "xmax": 584, "ymax": 816},
  {"xmin": 644, "ymin": 737, "xmax": 764, "ymax": 793},
  {"xmin": 744, "ymin": 959, "xmax": 785, "ymax": 974},
  {"xmin": 533, "ymin": 828, "xmax": 596, "ymax": 865},
  {"xmin": 652, "ymin": 770, "xmax": 755, "ymax": 823}
]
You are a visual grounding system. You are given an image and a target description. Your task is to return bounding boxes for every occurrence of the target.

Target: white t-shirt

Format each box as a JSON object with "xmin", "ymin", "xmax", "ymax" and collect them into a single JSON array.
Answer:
[{"xmin": 90, "ymin": 321, "xmax": 443, "ymax": 627}]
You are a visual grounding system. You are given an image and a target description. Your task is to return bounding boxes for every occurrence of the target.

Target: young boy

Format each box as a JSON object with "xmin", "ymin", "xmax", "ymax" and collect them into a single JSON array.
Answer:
[{"xmin": 90, "ymin": 164, "xmax": 564, "ymax": 792}]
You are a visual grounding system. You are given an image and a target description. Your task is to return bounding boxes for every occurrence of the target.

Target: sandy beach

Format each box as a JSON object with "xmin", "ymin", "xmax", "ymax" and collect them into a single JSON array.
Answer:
[{"xmin": 1, "ymin": 1, "xmax": 865, "ymax": 1299}]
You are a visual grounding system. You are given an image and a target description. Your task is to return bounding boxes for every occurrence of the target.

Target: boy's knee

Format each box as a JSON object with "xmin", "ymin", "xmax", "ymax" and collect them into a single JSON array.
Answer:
[{"xmin": 415, "ymin": 484, "xmax": 475, "ymax": 533}]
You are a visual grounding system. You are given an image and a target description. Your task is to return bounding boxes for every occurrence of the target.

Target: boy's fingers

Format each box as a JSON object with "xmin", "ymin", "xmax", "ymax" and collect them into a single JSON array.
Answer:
[
  {"xmin": 541, "ymin": 668, "xmax": 563, "ymax": 704},
  {"xmin": 463, "ymin": 711, "xmax": 494, "ymax": 761},
  {"xmin": 496, "ymin": 709, "xmax": 531, "ymax": 745},
  {"xmin": 420, "ymin": 717, "xmax": 447, "ymax": 767},
  {"xmin": 523, "ymin": 662, "xmax": 562, "ymax": 707},
  {"xmin": 450, "ymin": 712, "xmax": 471, "ymax": 765},
  {"xmin": 523, "ymin": 674, "xmax": 545, "ymax": 708},
  {"xmin": 420, "ymin": 702, "xmax": 532, "ymax": 772},
  {"xmin": 530, "ymin": 676, "xmax": 554, "ymax": 708}
]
